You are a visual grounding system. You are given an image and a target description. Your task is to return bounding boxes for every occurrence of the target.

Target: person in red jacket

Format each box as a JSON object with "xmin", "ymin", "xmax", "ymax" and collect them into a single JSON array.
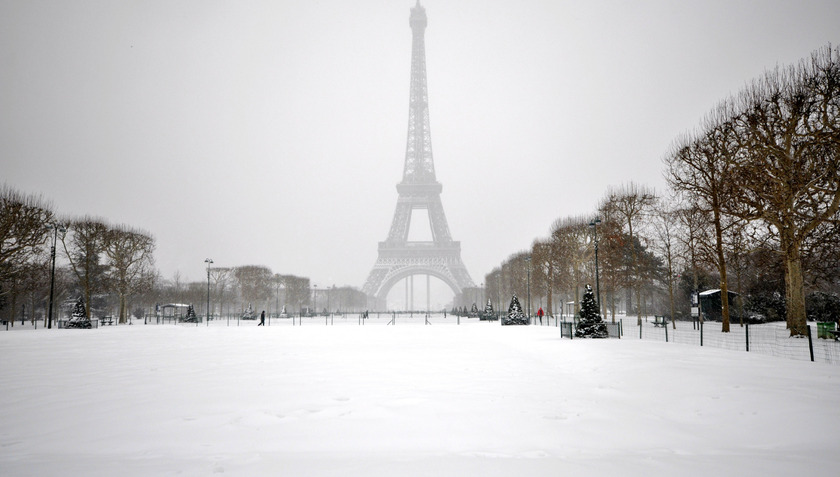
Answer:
[{"xmin": 537, "ymin": 307, "xmax": 544, "ymax": 325}]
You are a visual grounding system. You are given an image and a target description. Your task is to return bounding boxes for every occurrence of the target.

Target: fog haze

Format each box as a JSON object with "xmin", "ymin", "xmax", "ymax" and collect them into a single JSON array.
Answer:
[{"xmin": 2, "ymin": 0, "xmax": 838, "ymax": 291}]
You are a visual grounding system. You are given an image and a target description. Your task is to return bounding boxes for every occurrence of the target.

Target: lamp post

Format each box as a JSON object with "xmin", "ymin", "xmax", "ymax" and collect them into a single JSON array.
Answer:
[
  {"xmin": 498, "ymin": 272, "xmax": 502, "ymax": 321},
  {"xmin": 328, "ymin": 285, "xmax": 332, "ymax": 315},
  {"xmin": 205, "ymin": 258, "xmax": 213, "ymax": 327},
  {"xmin": 589, "ymin": 218, "xmax": 602, "ymax": 313},
  {"xmin": 313, "ymin": 284, "xmax": 317, "ymax": 317},
  {"xmin": 525, "ymin": 255, "xmax": 532, "ymax": 320},
  {"xmin": 480, "ymin": 282, "xmax": 484, "ymax": 314},
  {"xmin": 46, "ymin": 223, "xmax": 65, "ymax": 329}
]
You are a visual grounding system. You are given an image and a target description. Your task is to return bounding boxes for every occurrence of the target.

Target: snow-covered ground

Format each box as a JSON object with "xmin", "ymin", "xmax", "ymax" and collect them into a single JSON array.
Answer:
[{"xmin": 2, "ymin": 319, "xmax": 839, "ymax": 476}]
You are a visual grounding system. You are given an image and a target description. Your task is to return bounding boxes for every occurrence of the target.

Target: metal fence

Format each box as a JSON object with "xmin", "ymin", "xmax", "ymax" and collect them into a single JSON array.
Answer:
[{"xmin": 637, "ymin": 319, "xmax": 840, "ymax": 365}]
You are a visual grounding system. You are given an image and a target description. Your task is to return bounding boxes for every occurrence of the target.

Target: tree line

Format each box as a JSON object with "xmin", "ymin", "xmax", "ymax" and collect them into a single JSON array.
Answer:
[
  {"xmin": 0, "ymin": 186, "xmax": 368, "ymax": 326},
  {"xmin": 485, "ymin": 45, "xmax": 840, "ymax": 336}
]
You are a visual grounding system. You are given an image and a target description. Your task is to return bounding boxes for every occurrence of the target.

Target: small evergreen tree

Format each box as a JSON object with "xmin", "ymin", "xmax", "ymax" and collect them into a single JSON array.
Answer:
[
  {"xmin": 241, "ymin": 303, "xmax": 254, "ymax": 320},
  {"xmin": 481, "ymin": 299, "xmax": 496, "ymax": 320},
  {"xmin": 183, "ymin": 304, "xmax": 198, "ymax": 323},
  {"xmin": 72, "ymin": 297, "xmax": 86, "ymax": 318},
  {"xmin": 67, "ymin": 297, "xmax": 91, "ymax": 329},
  {"xmin": 504, "ymin": 294, "xmax": 528, "ymax": 325},
  {"xmin": 575, "ymin": 284, "xmax": 608, "ymax": 338}
]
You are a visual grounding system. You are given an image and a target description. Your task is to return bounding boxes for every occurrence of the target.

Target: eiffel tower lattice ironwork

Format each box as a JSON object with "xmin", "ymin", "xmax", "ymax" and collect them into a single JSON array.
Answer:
[{"xmin": 362, "ymin": 1, "xmax": 475, "ymax": 305}]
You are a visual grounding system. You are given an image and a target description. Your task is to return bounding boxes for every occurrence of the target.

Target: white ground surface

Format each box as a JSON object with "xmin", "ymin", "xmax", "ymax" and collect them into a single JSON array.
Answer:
[{"xmin": 2, "ymin": 320, "xmax": 839, "ymax": 476}]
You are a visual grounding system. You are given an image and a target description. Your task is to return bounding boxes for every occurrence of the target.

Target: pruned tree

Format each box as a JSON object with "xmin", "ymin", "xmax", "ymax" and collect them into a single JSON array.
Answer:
[
  {"xmin": 0, "ymin": 185, "xmax": 54, "ymax": 279},
  {"xmin": 666, "ymin": 105, "xmax": 743, "ymax": 332},
  {"xmin": 103, "ymin": 225, "xmax": 156, "ymax": 323},
  {"xmin": 651, "ymin": 197, "xmax": 682, "ymax": 328},
  {"xmin": 594, "ymin": 207, "xmax": 626, "ymax": 322},
  {"xmin": 211, "ymin": 267, "xmax": 233, "ymax": 318},
  {"xmin": 281, "ymin": 274, "xmax": 310, "ymax": 315},
  {"xmin": 549, "ymin": 216, "xmax": 593, "ymax": 317},
  {"xmin": 728, "ymin": 45, "xmax": 840, "ymax": 336},
  {"xmin": 674, "ymin": 204, "xmax": 714, "ymax": 320},
  {"xmin": 602, "ymin": 183, "xmax": 657, "ymax": 325},
  {"xmin": 1, "ymin": 186, "xmax": 54, "ymax": 321},
  {"xmin": 530, "ymin": 239, "xmax": 553, "ymax": 315},
  {"xmin": 61, "ymin": 217, "xmax": 110, "ymax": 319},
  {"xmin": 801, "ymin": 212, "xmax": 840, "ymax": 290},
  {"xmin": 484, "ymin": 267, "xmax": 504, "ymax": 317},
  {"xmin": 234, "ymin": 265, "xmax": 273, "ymax": 311}
]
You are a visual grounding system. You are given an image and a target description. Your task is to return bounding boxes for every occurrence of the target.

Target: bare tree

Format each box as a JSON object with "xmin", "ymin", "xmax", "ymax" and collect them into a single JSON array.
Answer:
[
  {"xmin": 729, "ymin": 45, "xmax": 840, "ymax": 335},
  {"xmin": 1, "ymin": 186, "xmax": 54, "ymax": 314},
  {"xmin": 530, "ymin": 239, "xmax": 553, "ymax": 316},
  {"xmin": 801, "ymin": 212, "xmax": 840, "ymax": 290},
  {"xmin": 103, "ymin": 225, "xmax": 156, "ymax": 323},
  {"xmin": 548, "ymin": 216, "xmax": 593, "ymax": 317},
  {"xmin": 722, "ymin": 218, "xmax": 756, "ymax": 326},
  {"xmin": 673, "ymin": 203, "xmax": 713, "ymax": 320},
  {"xmin": 602, "ymin": 183, "xmax": 657, "ymax": 325},
  {"xmin": 61, "ymin": 217, "xmax": 109, "ymax": 319},
  {"xmin": 281, "ymin": 274, "xmax": 310, "ymax": 314},
  {"xmin": 234, "ymin": 265, "xmax": 273, "ymax": 311},
  {"xmin": 666, "ymin": 104, "xmax": 745, "ymax": 331},
  {"xmin": 211, "ymin": 267, "xmax": 233, "ymax": 318},
  {"xmin": 650, "ymin": 197, "xmax": 681, "ymax": 328}
]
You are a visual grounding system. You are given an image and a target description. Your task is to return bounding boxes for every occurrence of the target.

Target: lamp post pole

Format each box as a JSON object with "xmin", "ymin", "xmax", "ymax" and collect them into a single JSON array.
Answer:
[
  {"xmin": 589, "ymin": 218, "xmax": 602, "ymax": 313},
  {"xmin": 498, "ymin": 273, "xmax": 502, "ymax": 321},
  {"xmin": 313, "ymin": 285, "xmax": 317, "ymax": 318},
  {"xmin": 205, "ymin": 258, "xmax": 213, "ymax": 326},
  {"xmin": 525, "ymin": 256, "xmax": 532, "ymax": 320},
  {"xmin": 47, "ymin": 223, "xmax": 65, "ymax": 329},
  {"xmin": 480, "ymin": 282, "xmax": 484, "ymax": 315}
]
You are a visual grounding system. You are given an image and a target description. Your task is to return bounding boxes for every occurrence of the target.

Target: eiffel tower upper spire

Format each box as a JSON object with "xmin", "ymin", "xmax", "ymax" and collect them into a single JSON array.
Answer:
[{"xmin": 403, "ymin": 0, "xmax": 435, "ymax": 184}]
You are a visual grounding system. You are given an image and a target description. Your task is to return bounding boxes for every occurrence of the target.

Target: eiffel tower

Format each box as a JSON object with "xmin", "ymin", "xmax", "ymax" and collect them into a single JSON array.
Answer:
[{"xmin": 363, "ymin": 1, "xmax": 475, "ymax": 308}]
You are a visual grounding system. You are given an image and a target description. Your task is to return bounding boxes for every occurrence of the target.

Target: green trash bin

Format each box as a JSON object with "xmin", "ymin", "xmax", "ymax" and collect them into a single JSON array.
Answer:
[{"xmin": 817, "ymin": 322, "xmax": 836, "ymax": 339}]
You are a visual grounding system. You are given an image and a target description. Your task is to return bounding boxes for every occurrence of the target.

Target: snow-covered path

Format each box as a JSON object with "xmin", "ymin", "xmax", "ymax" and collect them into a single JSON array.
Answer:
[{"xmin": 2, "ymin": 323, "xmax": 838, "ymax": 476}]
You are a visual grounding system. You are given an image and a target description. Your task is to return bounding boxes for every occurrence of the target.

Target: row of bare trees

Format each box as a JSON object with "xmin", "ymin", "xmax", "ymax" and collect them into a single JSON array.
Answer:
[
  {"xmin": 485, "ymin": 183, "xmax": 665, "ymax": 325},
  {"xmin": 665, "ymin": 45, "xmax": 839, "ymax": 336},
  {"xmin": 1, "ymin": 185, "xmax": 157, "ymax": 325},
  {"xmin": 485, "ymin": 45, "xmax": 839, "ymax": 336},
  {"xmin": 2, "ymin": 185, "xmax": 372, "ymax": 326},
  {"xmin": 154, "ymin": 266, "xmax": 368, "ymax": 319}
]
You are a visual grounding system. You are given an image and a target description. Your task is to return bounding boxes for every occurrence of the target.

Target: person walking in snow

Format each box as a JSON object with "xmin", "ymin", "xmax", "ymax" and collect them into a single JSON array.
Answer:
[
  {"xmin": 258, "ymin": 310, "xmax": 265, "ymax": 326},
  {"xmin": 537, "ymin": 307, "xmax": 544, "ymax": 325}
]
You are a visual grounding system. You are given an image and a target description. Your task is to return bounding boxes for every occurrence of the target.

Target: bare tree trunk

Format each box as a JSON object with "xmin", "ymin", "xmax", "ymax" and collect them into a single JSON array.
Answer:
[
  {"xmin": 784, "ymin": 237, "xmax": 808, "ymax": 336},
  {"xmin": 119, "ymin": 294, "xmax": 127, "ymax": 324},
  {"xmin": 546, "ymin": 262, "xmax": 553, "ymax": 316},
  {"xmin": 669, "ymin": 278, "xmax": 676, "ymax": 329}
]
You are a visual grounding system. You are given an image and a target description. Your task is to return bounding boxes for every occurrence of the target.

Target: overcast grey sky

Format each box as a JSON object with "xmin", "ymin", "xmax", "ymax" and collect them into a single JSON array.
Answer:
[{"xmin": 2, "ymin": 1, "xmax": 839, "ymax": 298}]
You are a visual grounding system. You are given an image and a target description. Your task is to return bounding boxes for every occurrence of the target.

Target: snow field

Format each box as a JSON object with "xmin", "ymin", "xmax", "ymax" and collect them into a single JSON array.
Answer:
[{"xmin": 1, "ymin": 321, "xmax": 839, "ymax": 476}]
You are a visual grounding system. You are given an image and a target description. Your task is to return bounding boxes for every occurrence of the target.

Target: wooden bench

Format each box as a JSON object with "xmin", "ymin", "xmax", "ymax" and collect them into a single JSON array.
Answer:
[
  {"xmin": 100, "ymin": 317, "xmax": 114, "ymax": 326},
  {"xmin": 828, "ymin": 329, "xmax": 840, "ymax": 341},
  {"xmin": 652, "ymin": 316, "xmax": 668, "ymax": 327}
]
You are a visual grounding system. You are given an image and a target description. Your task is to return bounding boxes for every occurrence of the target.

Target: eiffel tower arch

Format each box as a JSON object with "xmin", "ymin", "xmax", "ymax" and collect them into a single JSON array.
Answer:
[{"xmin": 363, "ymin": 1, "xmax": 475, "ymax": 308}]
